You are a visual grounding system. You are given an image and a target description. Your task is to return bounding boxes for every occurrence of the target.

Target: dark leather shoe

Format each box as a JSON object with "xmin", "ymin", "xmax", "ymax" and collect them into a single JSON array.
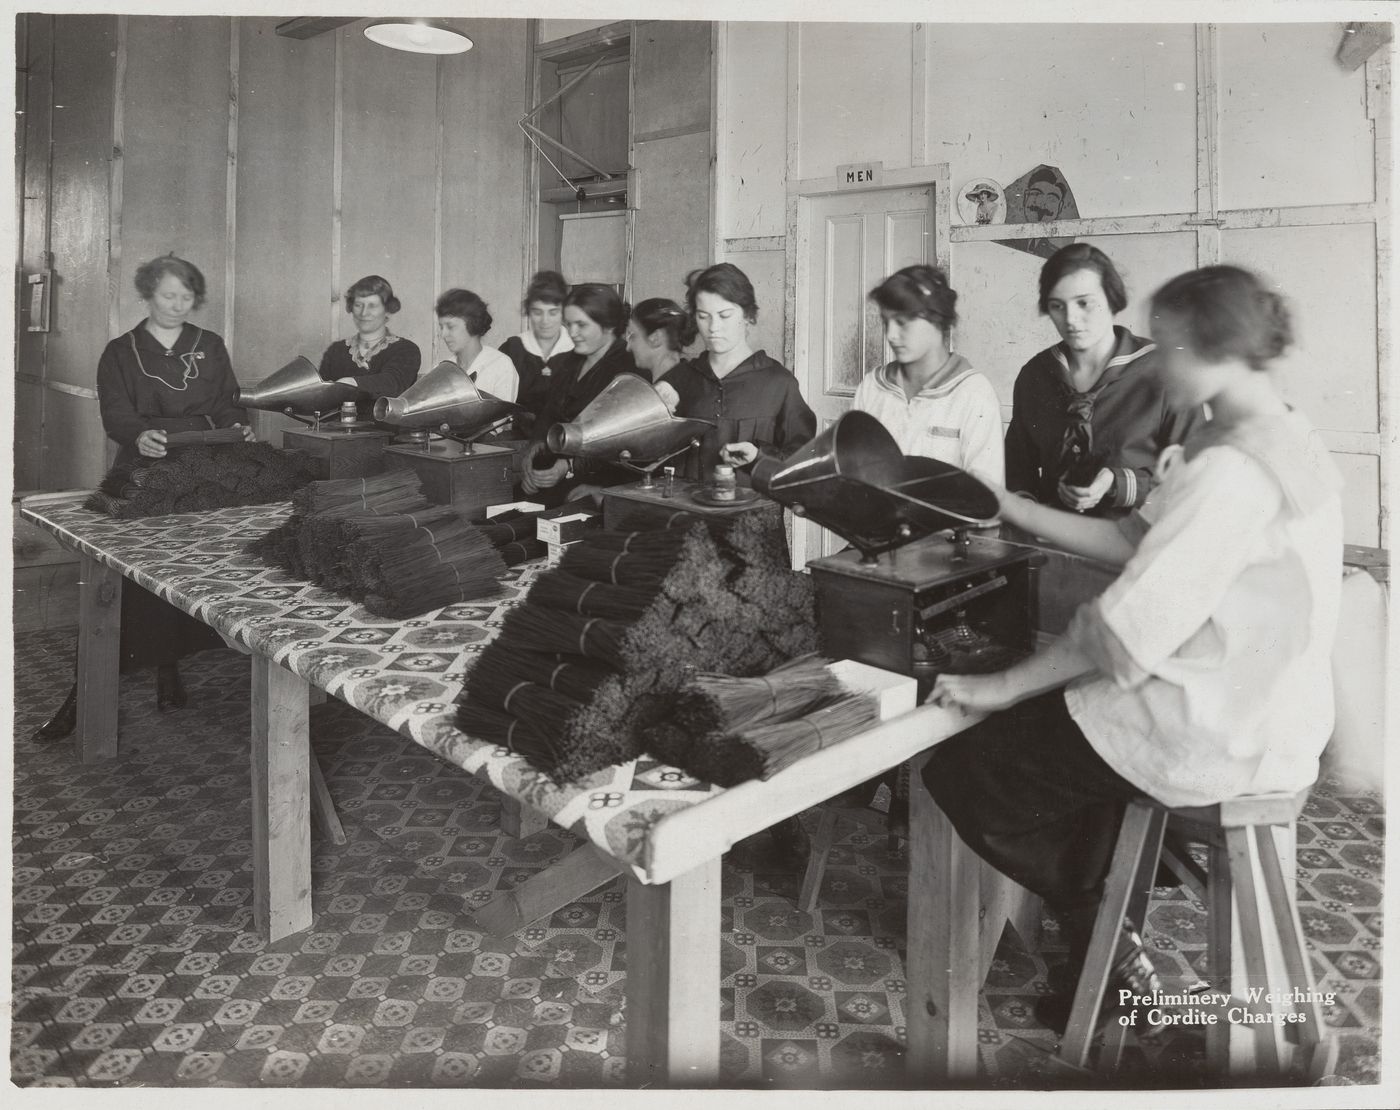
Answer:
[
  {"xmin": 156, "ymin": 663, "xmax": 187, "ymax": 711},
  {"xmin": 32, "ymin": 682, "xmax": 78, "ymax": 743},
  {"xmin": 1036, "ymin": 924, "xmax": 1162, "ymax": 1036}
]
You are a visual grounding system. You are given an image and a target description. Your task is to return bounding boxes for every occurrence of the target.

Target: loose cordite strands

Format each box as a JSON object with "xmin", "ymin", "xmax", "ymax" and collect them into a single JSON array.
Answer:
[
  {"xmin": 670, "ymin": 653, "xmax": 839, "ymax": 738},
  {"xmin": 721, "ymin": 692, "xmax": 879, "ymax": 784},
  {"xmin": 463, "ymin": 650, "xmax": 591, "ymax": 737},
  {"xmin": 454, "ymin": 701, "xmax": 560, "ymax": 765}
]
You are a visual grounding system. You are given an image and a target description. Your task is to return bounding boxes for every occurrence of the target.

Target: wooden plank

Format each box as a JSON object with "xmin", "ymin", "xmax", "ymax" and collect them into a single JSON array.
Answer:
[
  {"xmin": 308, "ymin": 755, "xmax": 346, "ymax": 846},
  {"xmin": 632, "ymin": 20, "xmax": 710, "ymax": 137},
  {"xmin": 75, "ymin": 555, "xmax": 121, "ymax": 762},
  {"xmin": 798, "ymin": 808, "xmax": 840, "ymax": 913},
  {"xmin": 13, "ymin": 562, "xmax": 81, "ymax": 633},
  {"xmin": 1205, "ymin": 837, "xmax": 1233, "ymax": 1074},
  {"xmin": 905, "ymin": 751, "xmax": 981, "ymax": 1083},
  {"xmin": 624, "ymin": 857, "xmax": 722, "ymax": 1087},
  {"xmin": 1225, "ymin": 826, "xmax": 1281, "ymax": 1075},
  {"xmin": 476, "ymin": 843, "xmax": 623, "ymax": 936},
  {"xmin": 1255, "ymin": 825, "xmax": 1326, "ymax": 1040},
  {"xmin": 1369, "ymin": 52, "xmax": 1392, "ymax": 548},
  {"xmin": 250, "ymin": 657, "xmax": 313, "ymax": 941},
  {"xmin": 13, "ymin": 500, "xmax": 82, "ymax": 567},
  {"xmin": 224, "ymin": 21, "xmax": 238, "ymax": 348}
]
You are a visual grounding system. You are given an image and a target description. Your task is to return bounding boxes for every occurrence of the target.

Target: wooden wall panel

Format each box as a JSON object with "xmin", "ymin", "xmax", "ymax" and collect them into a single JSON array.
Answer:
[
  {"xmin": 798, "ymin": 22, "xmax": 912, "ymax": 179},
  {"xmin": 337, "ymin": 26, "xmax": 439, "ymax": 361},
  {"xmin": 45, "ymin": 16, "xmax": 115, "ymax": 391},
  {"xmin": 120, "ymin": 17, "xmax": 231, "ymax": 335},
  {"xmin": 16, "ymin": 14, "xmax": 54, "ymax": 490},
  {"xmin": 43, "ymin": 390, "xmax": 107, "ymax": 491},
  {"xmin": 234, "ymin": 19, "xmax": 336, "ymax": 386},
  {"xmin": 439, "ymin": 18, "xmax": 530, "ymax": 358},
  {"xmin": 633, "ymin": 21, "xmax": 710, "ymax": 138},
  {"xmin": 555, "ymin": 56, "xmax": 631, "ymax": 180},
  {"xmin": 1222, "ymin": 224, "xmax": 1379, "ymax": 435},
  {"xmin": 718, "ymin": 22, "xmax": 787, "ymax": 240},
  {"xmin": 632, "ymin": 131, "xmax": 711, "ymax": 302},
  {"xmin": 716, "ymin": 247, "xmax": 785, "ymax": 363}
]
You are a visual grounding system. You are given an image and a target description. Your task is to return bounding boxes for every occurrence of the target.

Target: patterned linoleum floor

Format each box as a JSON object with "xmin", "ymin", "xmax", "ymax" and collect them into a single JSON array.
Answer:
[{"xmin": 12, "ymin": 631, "xmax": 1383, "ymax": 1089}]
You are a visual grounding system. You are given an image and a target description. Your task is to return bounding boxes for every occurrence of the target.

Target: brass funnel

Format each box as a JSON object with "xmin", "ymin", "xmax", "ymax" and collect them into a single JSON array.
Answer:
[
  {"xmin": 544, "ymin": 374, "xmax": 711, "ymax": 462},
  {"xmin": 373, "ymin": 361, "xmax": 524, "ymax": 431},
  {"xmin": 235, "ymin": 356, "xmax": 360, "ymax": 414}
]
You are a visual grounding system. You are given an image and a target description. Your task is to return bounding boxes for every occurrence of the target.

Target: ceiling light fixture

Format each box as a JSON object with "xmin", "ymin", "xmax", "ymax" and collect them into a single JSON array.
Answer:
[{"xmin": 363, "ymin": 20, "xmax": 473, "ymax": 56}]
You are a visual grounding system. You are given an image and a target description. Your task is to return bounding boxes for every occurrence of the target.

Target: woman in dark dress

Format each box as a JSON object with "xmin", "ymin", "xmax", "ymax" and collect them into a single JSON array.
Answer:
[
  {"xmin": 318, "ymin": 274, "xmax": 421, "ymax": 414},
  {"xmin": 520, "ymin": 283, "xmax": 640, "ymax": 506},
  {"xmin": 33, "ymin": 255, "xmax": 255, "ymax": 741},
  {"xmin": 659, "ymin": 263, "xmax": 816, "ymax": 483},
  {"xmin": 497, "ymin": 269, "xmax": 573, "ymax": 434}
]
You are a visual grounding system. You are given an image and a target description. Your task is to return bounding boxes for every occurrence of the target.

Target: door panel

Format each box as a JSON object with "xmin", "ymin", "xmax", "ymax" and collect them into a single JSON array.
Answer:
[{"xmin": 796, "ymin": 185, "xmax": 935, "ymax": 562}]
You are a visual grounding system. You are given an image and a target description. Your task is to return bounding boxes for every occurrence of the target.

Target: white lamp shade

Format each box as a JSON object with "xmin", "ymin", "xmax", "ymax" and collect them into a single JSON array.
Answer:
[{"xmin": 363, "ymin": 20, "xmax": 473, "ymax": 55}]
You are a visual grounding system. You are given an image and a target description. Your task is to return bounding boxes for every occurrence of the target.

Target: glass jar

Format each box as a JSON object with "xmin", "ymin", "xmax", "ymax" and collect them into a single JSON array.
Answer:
[{"xmin": 710, "ymin": 464, "xmax": 737, "ymax": 501}]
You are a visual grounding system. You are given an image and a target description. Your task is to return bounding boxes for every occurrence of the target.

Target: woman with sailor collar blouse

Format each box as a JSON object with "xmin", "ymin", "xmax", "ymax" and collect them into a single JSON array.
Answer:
[{"xmin": 1004, "ymin": 244, "xmax": 1201, "ymax": 517}]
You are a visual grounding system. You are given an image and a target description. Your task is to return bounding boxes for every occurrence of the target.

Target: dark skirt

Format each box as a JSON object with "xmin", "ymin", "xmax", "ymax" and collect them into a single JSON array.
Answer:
[
  {"xmin": 119, "ymin": 582, "xmax": 224, "ymax": 671},
  {"xmin": 922, "ymin": 690, "xmax": 1142, "ymax": 941}
]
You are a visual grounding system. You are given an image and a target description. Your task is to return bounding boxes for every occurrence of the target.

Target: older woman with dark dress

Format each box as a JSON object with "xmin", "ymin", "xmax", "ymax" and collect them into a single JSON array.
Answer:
[
  {"xmin": 33, "ymin": 255, "xmax": 254, "ymax": 742},
  {"xmin": 319, "ymin": 274, "xmax": 421, "ymax": 414}
]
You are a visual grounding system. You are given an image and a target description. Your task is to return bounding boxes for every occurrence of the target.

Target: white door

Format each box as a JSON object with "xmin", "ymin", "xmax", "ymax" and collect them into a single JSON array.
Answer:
[{"xmin": 793, "ymin": 185, "xmax": 937, "ymax": 564}]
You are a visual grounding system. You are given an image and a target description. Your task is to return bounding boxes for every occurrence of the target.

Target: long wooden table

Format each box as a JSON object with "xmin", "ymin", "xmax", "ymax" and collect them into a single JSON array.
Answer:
[{"xmin": 22, "ymin": 492, "xmax": 1027, "ymax": 1086}]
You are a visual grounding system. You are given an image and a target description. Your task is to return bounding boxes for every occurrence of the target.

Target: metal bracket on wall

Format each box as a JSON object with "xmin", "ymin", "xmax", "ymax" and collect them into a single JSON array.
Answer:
[{"xmin": 520, "ymin": 54, "xmax": 629, "ymax": 202}]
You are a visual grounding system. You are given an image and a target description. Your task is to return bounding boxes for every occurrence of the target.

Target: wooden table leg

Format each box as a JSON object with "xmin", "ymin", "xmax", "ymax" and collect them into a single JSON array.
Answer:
[
  {"xmin": 475, "ymin": 844, "xmax": 624, "ymax": 935},
  {"xmin": 75, "ymin": 556, "xmax": 121, "ymax": 763},
  {"xmin": 906, "ymin": 752, "xmax": 982, "ymax": 1085},
  {"xmin": 251, "ymin": 657, "xmax": 313, "ymax": 942},
  {"xmin": 625, "ymin": 857, "xmax": 722, "ymax": 1087},
  {"xmin": 309, "ymin": 756, "xmax": 347, "ymax": 846}
]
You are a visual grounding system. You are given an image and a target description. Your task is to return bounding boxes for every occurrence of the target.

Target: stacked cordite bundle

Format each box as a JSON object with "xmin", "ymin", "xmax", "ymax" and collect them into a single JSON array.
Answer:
[
  {"xmin": 456, "ymin": 509, "xmax": 820, "ymax": 782},
  {"xmin": 645, "ymin": 655, "xmax": 878, "ymax": 787},
  {"xmin": 247, "ymin": 470, "xmax": 431, "ymax": 578},
  {"xmin": 478, "ymin": 509, "xmax": 549, "ymax": 567},
  {"xmin": 245, "ymin": 470, "xmax": 508, "ymax": 618},
  {"xmin": 85, "ymin": 442, "xmax": 317, "ymax": 519}
]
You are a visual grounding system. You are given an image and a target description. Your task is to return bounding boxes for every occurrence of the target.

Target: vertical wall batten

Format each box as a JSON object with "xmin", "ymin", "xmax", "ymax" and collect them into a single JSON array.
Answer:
[
  {"xmin": 910, "ymin": 23, "xmax": 929, "ymax": 166},
  {"xmin": 330, "ymin": 31, "xmax": 344, "ymax": 337},
  {"xmin": 1369, "ymin": 52, "xmax": 1392, "ymax": 546},
  {"xmin": 433, "ymin": 56, "xmax": 445, "ymax": 362},
  {"xmin": 107, "ymin": 17, "xmax": 127, "ymax": 345},
  {"xmin": 1194, "ymin": 23, "xmax": 1222, "ymax": 266},
  {"xmin": 782, "ymin": 23, "xmax": 801, "ymax": 373},
  {"xmin": 225, "ymin": 19, "xmax": 239, "ymax": 349}
]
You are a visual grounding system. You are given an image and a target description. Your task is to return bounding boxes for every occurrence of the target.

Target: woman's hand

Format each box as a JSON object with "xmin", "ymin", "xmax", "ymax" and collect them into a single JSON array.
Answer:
[
  {"xmin": 926, "ymin": 671, "xmax": 1019, "ymax": 714},
  {"xmin": 1057, "ymin": 468, "xmax": 1113, "ymax": 512},
  {"xmin": 565, "ymin": 483, "xmax": 603, "ymax": 505},
  {"xmin": 136, "ymin": 429, "xmax": 168, "ymax": 458},
  {"xmin": 234, "ymin": 423, "xmax": 256, "ymax": 443},
  {"xmin": 720, "ymin": 441, "xmax": 758, "ymax": 467},
  {"xmin": 521, "ymin": 445, "xmax": 571, "ymax": 493}
]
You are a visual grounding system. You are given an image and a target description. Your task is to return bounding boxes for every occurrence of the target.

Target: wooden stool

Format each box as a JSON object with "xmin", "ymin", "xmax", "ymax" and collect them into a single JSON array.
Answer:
[{"xmin": 1060, "ymin": 788, "xmax": 1337, "ymax": 1081}]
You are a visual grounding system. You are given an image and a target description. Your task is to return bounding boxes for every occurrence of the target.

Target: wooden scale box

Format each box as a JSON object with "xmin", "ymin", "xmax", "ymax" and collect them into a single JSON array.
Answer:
[
  {"xmin": 282, "ymin": 424, "xmax": 394, "ymax": 480},
  {"xmin": 381, "ymin": 437, "xmax": 530, "ymax": 520},
  {"xmin": 808, "ymin": 531, "xmax": 1043, "ymax": 695}
]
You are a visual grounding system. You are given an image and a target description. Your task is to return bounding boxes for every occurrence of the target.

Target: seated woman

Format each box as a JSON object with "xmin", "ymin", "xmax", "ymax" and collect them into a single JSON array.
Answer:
[
  {"xmin": 1005, "ymin": 244, "xmax": 1200, "ymax": 516},
  {"xmin": 625, "ymin": 297, "xmax": 694, "ymax": 383},
  {"xmin": 924, "ymin": 266, "xmax": 1342, "ymax": 1030},
  {"xmin": 319, "ymin": 274, "xmax": 421, "ymax": 413},
  {"xmin": 659, "ymin": 263, "xmax": 816, "ymax": 481},
  {"xmin": 435, "ymin": 288, "xmax": 518, "ymax": 401},
  {"xmin": 521, "ymin": 282, "xmax": 640, "ymax": 505},
  {"xmin": 498, "ymin": 269, "xmax": 572, "ymax": 433},
  {"xmin": 854, "ymin": 264, "xmax": 1004, "ymax": 485},
  {"xmin": 35, "ymin": 254, "xmax": 255, "ymax": 741}
]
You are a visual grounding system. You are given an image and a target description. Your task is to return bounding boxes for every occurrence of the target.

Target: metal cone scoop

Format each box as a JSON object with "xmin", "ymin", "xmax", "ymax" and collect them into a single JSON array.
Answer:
[
  {"xmin": 236, "ymin": 356, "xmax": 360, "ymax": 414},
  {"xmin": 373, "ymin": 361, "xmax": 523, "ymax": 431},
  {"xmin": 752, "ymin": 410, "xmax": 998, "ymax": 559},
  {"xmin": 544, "ymin": 373, "xmax": 712, "ymax": 462}
]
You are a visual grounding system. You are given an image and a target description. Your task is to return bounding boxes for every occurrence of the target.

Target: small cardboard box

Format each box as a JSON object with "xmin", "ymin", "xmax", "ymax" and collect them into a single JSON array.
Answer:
[
  {"xmin": 827, "ymin": 659, "xmax": 918, "ymax": 721},
  {"xmin": 537, "ymin": 509, "xmax": 601, "ymax": 545},
  {"xmin": 486, "ymin": 500, "xmax": 546, "ymax": 519},
  {"xmin": 545, "ymin": 540, "xmax": 583, "ymax": 567}
]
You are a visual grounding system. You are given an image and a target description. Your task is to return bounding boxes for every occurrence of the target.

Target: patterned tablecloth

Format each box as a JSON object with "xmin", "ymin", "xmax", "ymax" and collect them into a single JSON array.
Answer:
[{"xmin": 21, "ymin": 494, "xmax": 732, "ymax": 883}]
